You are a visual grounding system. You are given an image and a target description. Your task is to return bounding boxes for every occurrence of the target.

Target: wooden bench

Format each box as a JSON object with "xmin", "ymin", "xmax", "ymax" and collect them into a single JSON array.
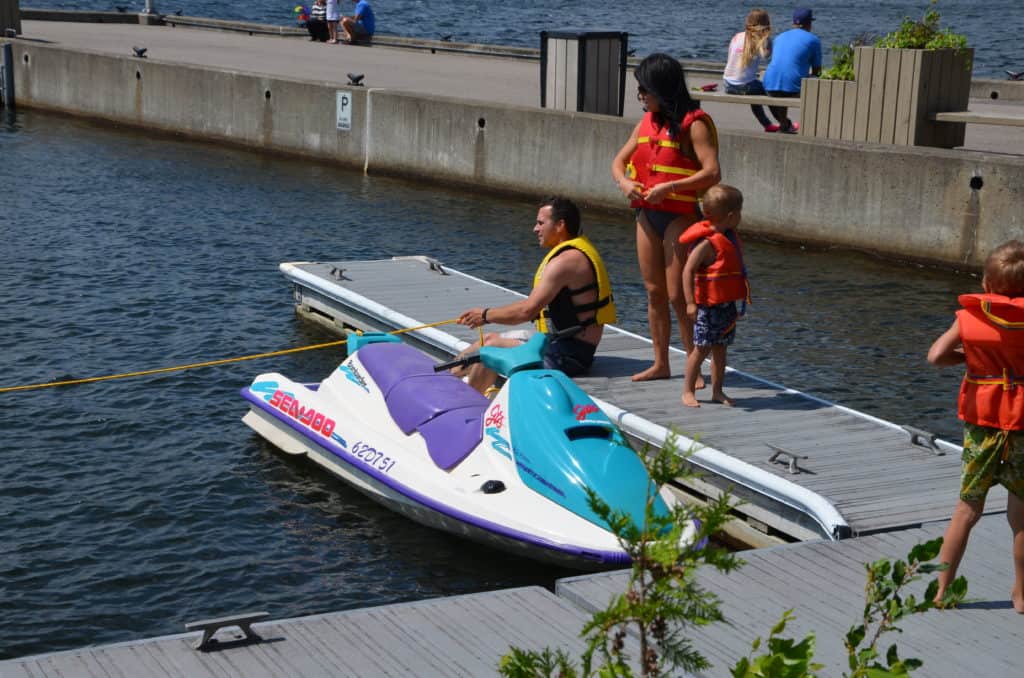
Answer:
[
  {"xmin": 691, "ymin": 91, "xmax": 801, "ymax": 109},
  {"xmin": 931, "ymin": 111, "xmax": 1024, "ymax": 127}
]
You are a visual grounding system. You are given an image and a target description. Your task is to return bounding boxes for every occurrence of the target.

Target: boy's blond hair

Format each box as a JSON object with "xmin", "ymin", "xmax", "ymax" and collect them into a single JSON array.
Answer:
[
  {"xmin": 983, "ymin": 240, "xmax": 1024, "ymax": 297},
  {"xmin": 701, "ymin": 184, "xmax": 744, "ymax": 217}
]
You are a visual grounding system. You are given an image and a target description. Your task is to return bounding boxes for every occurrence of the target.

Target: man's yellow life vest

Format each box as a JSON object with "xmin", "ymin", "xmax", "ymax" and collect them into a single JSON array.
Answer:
[{"xmin": 532, "ymin": 235, "xmax": 616, "ymax": 333}]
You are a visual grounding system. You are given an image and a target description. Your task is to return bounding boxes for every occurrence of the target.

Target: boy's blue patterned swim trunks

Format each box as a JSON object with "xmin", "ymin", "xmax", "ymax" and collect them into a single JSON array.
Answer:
[{"xmin": 694, "ymin": 301, "xmax": 738, "ymax": 346}]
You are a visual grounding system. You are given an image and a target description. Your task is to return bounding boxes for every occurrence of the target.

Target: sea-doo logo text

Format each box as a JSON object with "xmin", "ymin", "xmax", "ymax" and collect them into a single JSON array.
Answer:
[
  {"xmin": 573, "ymin": 404, "xmax": 599, "ymax": 421},
  {"xmin": 269, "ymin": 389, "xmax": 336, "ymax": 438},
  {"xmin": 485, "ymin": 403, "xmax": 505, "ymax": 430},
  {"xmin": 339, "ymin": 363, "xmax": 370, "ymax": 392}
]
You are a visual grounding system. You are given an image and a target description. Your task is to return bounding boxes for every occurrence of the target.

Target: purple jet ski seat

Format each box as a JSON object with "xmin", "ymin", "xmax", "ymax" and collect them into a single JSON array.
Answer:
[
  {"xmin": 357, "ymin": 342, "xmax": 488, "ymax": 470},
  {"xmin": 357, "ymin": 341, "xmax": 437, "ymax": 397}
]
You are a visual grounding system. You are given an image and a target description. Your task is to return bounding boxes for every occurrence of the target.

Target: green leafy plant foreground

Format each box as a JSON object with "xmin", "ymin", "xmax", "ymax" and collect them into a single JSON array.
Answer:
[
  {"xmin": 734, "ymin": 538, "xmax": 966, "ymax": 678},
  {"xmin": 497, "ymin": 431, "xmax": 968, "ymax": 678},
  {"xmin": 731, "ymin": 610, "xmax": 822, "ymax": 678},
  {"xmin": 499, "ymin": 432, "xmax": 742, "ymax": 677}
]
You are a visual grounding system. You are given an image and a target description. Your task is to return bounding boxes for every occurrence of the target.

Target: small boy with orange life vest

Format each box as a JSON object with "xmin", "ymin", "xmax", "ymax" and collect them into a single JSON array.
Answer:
[
  {"xmin": 928, "ymin": 240, "xmax": 1024, "ymax": 612},
  {"xmin": 679, "ymin": 184, "xmax": 750, "ymax": 408}
]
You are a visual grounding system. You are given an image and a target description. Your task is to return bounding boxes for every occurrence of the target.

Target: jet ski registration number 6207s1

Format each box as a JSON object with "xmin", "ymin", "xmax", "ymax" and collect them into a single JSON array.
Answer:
[{"xmin": 349, "ymin": 441, "xmax": 396, "ymax": 473}]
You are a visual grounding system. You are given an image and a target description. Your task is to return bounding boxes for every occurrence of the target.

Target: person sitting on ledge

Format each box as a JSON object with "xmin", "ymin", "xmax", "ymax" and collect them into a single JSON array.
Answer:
[
  {"xmin": 306, "ymin": 0, "xmax": 329, "ymax": 42},
  {"xmin": 341, "ymin": 0, "xmax": 376, "ymax": 45},
  {"xmin": 762, "ymin": 6, "xmax": 821, "ymax": 133}
]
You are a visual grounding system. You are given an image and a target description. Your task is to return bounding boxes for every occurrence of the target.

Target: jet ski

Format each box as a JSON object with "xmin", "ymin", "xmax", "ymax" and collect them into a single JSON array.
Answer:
[{"xmin": 241, "ymin": 329, "xmax": 695, "ymax": 569}]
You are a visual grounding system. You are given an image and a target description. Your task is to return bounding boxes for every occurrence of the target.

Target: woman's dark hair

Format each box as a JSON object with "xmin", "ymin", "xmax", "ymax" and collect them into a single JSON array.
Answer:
[{"xmin": 634, "ymin": 53, "xmax": 698, "ymax": 139}]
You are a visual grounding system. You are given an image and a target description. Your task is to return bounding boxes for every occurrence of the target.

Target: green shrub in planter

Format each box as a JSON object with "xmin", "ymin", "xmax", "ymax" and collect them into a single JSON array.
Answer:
[{"xmin": 821, "ymin": 3, "xmax": 969, "ymax": 81}]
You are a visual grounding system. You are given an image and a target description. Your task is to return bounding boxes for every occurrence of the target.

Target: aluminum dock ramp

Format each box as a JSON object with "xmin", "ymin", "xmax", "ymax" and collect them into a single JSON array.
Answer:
[{"xmin": 282, "ymin": 257, "xmax": 1005, "ymax": 542}]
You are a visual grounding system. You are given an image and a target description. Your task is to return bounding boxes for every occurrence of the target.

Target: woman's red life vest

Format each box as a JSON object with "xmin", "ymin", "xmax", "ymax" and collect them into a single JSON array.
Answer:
[
  {"xmin": 627, "ymin": 110, "xmax": 718, "ymax": 215},
  {"xmin": 678, "ymin": 221, "xmax": 750, "ymax": 306},
  {"xmin": 956, "ymin": 293, "xmax": 1024, "ymax": 430}
]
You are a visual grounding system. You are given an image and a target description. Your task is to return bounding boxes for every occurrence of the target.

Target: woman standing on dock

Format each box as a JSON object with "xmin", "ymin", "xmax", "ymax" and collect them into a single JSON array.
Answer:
[{"xmin": 611, "ymin": 53, "xmax": 722, "ymax": 382}]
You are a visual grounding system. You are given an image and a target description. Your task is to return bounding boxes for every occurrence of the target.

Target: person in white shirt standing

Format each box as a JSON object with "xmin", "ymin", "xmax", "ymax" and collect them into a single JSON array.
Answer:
[
  {"xmin": 722, "ymin": 9, "xmax": 782, "ymax": 132},
  {"xmin": 326, "ymin": 0, "xmax": 342, "ymax": 44}
]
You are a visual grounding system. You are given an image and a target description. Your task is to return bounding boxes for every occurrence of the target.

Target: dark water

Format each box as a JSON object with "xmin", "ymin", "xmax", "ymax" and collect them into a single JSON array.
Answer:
[
  {"xmin": 24, "ymin": 0, "xmax": 1019, "ymax": 78},
  {"xmin": 0, "ymin": 109, "xmax": 976, "ymax": 660}
]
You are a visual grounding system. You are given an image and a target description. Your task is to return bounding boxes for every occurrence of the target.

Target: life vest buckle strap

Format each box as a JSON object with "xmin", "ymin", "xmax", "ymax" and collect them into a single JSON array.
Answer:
[
  {"xmin": 566, "ymin": 282, "xmax": 599, "ymax": 295},
  {"xmin": 572, "ymin": 296, "xmax": 612, "ymax": 313},
  {"xmin": 965, "ymin": 369, "xmax": 1024, "ymax": 390}
]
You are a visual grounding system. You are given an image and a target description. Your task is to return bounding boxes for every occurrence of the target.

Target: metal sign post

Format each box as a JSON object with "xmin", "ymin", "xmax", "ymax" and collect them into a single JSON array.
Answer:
[{"xmin": 1, "ymin": 42, "xmax": 14, "ymax": 110}]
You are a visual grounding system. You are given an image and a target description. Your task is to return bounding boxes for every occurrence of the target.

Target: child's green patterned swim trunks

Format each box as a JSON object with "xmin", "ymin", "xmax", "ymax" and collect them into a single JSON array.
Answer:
[{"xmin": 960, "ymin": 423, "xmax": 1024, "ymax": 502}]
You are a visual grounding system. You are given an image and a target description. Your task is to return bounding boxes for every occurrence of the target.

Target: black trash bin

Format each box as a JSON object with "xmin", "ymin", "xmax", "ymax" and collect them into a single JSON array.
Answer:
[
  {"xmin": 0, "ymin": 0, "xmax": 22, "ymax": 38},
  {"xmin": 540, "ymin": 30, "xmax": 628, "ymax": 116}
]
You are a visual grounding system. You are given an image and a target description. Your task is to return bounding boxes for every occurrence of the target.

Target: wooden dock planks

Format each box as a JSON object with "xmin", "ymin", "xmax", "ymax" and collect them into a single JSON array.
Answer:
[
  {"xmin": 557, "ymin": 515, "xmax": 1023, "ymax": 677},
  {"xmin": 6, "ymin": 257, "xmax": 1020, "ymax": 676},
  {"xmin": 0, "ymin": 587, "xmax": 635, "ymax": 677},
  {"xmin": 284, "ymin": 258, "xmax": 1003, "ymax": 537}
]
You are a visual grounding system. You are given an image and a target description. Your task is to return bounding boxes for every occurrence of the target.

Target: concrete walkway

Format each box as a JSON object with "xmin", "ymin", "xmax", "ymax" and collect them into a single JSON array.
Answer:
[{"xmin": 17, "ymin": 20, "xmax": 1024, "ymax": 156}]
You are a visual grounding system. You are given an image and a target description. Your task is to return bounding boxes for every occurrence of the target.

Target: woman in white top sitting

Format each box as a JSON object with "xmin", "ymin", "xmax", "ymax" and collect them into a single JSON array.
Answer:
[{"xmin": 723, "ymin": 9, "xmax": 782, "ymax": 132}]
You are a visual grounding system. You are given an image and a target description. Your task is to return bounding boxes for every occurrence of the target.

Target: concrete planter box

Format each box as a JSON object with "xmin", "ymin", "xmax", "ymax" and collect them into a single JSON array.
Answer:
[
  {"xmin": 1, "ymin": 0, "xmax": 21, "ymax": 35},
  {"xmin": 801, "ymin": 46, "xmax": 973, "ymax": 148}
]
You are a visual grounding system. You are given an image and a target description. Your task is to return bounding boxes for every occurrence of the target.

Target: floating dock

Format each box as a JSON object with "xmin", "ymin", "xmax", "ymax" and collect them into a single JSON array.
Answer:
[
  {"xmin": 282, "ymin": 257, "xmax": 1005, "ymax": 542},
  {"xmin": 5, "ymin": 517, "xmax": 1019, "ymax": 677},
  {"xmin": 3, "ymin": 257, "xmax": 1021, "ymax": 677}
]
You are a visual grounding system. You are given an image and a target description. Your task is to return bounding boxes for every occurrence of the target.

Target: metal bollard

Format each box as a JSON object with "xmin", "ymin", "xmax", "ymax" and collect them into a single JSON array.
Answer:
[{"xmin": 1, "ymin": 42, "xmax": 14, "ymax": 110}]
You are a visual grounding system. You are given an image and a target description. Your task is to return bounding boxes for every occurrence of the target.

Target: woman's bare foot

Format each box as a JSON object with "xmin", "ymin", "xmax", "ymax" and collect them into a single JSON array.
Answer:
[
  {"xmin": 1013, "ymin": 589, "xmax": 1024, "ymax": 614},
  {"xmin": 694, "ymin": 373, "xmax": 706, "ymax": 390},
  {"xmin": 632, "ymin": 364, "xmax": 671, "ymax": 382},
  {"xmin": 682, "ymin": 392, "xmax": 700, "ymax": 407},
  {"xmin": 711, "ymin": 391, "xmax": 734, "ymax": 406}
]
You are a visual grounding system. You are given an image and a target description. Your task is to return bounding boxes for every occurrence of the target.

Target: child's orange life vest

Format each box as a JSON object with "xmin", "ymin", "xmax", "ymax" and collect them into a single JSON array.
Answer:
[
  {"xmin": 957, "ymin": 293, "xmax": 1024, "ymax": 430},
  {"xmin": 678, "ymin": 221, "xmax": 750, "ymax": 306}
]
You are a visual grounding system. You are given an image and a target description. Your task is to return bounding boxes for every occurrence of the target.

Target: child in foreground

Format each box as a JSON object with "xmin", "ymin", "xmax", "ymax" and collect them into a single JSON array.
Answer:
[
  {"xmin": 927, "ymin": 239, "xmax": 1024, "ymax": 612},
  {"xmin": 679, "ymin": 184, "xmax": 750, "ymax": 408}
]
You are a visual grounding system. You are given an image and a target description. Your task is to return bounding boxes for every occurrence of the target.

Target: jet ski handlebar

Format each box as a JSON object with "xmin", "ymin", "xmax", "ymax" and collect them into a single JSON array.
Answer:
[{"xmin": 433, "ymin": 354, "xmax": 481, "ymax": 372}]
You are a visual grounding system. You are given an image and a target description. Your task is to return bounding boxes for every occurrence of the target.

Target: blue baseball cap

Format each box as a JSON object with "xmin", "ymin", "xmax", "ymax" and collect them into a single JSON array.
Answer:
[{"xmin": 793, "ymin": 7, "xmax": 814, "ymax": 24}]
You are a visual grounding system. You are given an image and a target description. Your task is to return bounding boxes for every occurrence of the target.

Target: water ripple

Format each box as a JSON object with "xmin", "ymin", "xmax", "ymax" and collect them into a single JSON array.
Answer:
[
  {"xmin": 21, "ymin": 0, "xmax": 1018, "ymax": 77},
  {"xmin": 0, "ymin": 108, "xmax": 976, "ymax": 660}
]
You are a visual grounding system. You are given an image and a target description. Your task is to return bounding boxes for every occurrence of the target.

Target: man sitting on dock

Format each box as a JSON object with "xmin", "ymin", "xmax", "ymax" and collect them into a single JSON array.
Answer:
[{"xmin": 455, "ymin": 196, "xmax": 616, "ymax": 392}]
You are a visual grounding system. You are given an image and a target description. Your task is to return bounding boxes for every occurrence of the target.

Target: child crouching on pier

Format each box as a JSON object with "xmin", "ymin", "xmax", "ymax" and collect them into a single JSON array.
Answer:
[
  {"xmin": 928, "ymin": 239, "xmax": 1024, "ymax": 612},
  {"xmin": 679, "ymin": 184, "xmax": 750, "ymax": 408}
]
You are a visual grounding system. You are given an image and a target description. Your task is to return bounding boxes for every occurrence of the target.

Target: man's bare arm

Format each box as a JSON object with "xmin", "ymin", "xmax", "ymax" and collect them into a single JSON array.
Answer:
[{"xmin": 458, "ymin": 250, "xmax": 581, "ymax": 328}]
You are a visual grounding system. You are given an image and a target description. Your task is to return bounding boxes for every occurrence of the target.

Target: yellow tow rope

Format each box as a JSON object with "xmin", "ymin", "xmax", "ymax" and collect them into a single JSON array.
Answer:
[{"xmin": 0, "ymin": 318, "xmax": 485, "ymax": 394}]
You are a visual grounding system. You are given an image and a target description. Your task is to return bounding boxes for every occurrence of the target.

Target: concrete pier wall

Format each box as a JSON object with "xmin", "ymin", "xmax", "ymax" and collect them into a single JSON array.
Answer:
[
  {"xmin": 8, "ymin": 39, "xmax": 1024, "ymax": 268},
  {"xmin": 11, "ymin": 43, "xmax": 368, "ymax": 168}
]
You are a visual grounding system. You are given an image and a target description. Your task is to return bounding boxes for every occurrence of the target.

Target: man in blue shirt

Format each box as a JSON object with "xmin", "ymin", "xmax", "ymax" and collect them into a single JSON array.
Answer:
[
  {"xmin": 341, "ymin": 0, "xmax": 375, "ymax": 44},
  {"xmin": 763, "ymin": 7, "xmax": 821, "ymax": 133}
]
